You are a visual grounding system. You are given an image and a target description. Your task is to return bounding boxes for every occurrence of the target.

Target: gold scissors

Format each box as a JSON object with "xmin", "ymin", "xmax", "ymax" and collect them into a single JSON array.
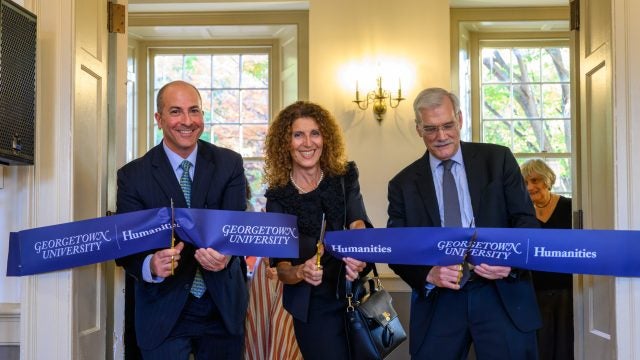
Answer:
[
  {"xmin": 170, "ymin": 198, "xmax": 176, "ymax": 275},
  {"xmin": 316, "ymin": 213, "xmax": 327, "ymax": 270},
  {"xmin": 457, "ymin": 230, "xmax": 478, "ymax": 287}
]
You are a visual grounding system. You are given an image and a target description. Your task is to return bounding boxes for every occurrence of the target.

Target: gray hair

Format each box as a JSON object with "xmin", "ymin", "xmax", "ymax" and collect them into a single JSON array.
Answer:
[
  {"xmin": 520, "ymin": 159, "xmax": 556, "ymax": 189},
  {"xmin": 413, "ymin": 87, "xmax": 461, "ymax": 126}
]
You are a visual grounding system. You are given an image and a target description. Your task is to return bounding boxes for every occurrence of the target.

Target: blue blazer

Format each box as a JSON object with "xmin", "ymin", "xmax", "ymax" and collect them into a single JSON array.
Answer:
[
  {"xmin": 116, "ymin": 140, "xmax": 249, "ymax": 350},
  {"xmin": 387, "ymin": 142, "xmax": 542, "ymax": 355}
]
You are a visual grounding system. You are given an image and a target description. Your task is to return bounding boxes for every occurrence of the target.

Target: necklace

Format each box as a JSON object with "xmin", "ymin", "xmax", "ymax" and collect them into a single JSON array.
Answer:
[
  {"xmin": 534, "ymin": 194, "xmax": 553, "ymax": 208},
  {"xmin": 290, "ymin": 170, "xmax": 324, "ymax": 194}
]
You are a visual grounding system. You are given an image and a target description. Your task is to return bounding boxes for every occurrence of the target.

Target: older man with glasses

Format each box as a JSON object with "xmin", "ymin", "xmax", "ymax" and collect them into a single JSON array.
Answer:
[{"xmin": 387, "ymin": 87, "xmax": 542, "ymax": 360}]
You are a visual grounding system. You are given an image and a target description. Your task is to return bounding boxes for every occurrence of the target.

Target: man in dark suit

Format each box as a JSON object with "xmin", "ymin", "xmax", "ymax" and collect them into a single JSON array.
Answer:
[
  {"xmin": 388, "ymin": 87, "xmax": 541, "ymax": 360},
  {"xmin": 116, "ymin": 80, "xmax": 248, "ymax": 359}
]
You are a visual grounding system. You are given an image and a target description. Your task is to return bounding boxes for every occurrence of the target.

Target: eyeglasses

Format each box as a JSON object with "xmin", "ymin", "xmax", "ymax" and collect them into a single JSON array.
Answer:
[{"xmin": 421, "ymin": 121, "xmax": 457, "ymax": 136}]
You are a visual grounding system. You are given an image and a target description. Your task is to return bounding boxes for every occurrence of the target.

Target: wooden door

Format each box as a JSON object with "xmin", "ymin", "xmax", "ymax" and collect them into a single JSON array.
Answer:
[
  {"xmin": 575, "ymin": 0, "xmax": 615, "ymax": 358},
  {"xmin": 73, "ymin": 0, "xmax": 109, "ymax": 358}
]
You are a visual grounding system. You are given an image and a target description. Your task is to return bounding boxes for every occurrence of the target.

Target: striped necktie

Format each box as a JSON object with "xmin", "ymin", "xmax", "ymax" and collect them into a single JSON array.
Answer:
[{"xmin": 180, "ymin": 160, "xmax": 206, "ymax": 298}]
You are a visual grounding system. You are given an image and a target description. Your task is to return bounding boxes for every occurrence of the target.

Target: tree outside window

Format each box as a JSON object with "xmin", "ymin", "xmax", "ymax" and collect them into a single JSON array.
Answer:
[{"xmin": 480, "ymin": 44, "xmax": 571, "ymax": 196}]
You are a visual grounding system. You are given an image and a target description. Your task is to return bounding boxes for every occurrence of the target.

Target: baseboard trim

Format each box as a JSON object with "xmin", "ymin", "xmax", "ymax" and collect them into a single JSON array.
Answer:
[{"xmin": 0, "ymin": 303, "xmax": 20, "ymax": 345}]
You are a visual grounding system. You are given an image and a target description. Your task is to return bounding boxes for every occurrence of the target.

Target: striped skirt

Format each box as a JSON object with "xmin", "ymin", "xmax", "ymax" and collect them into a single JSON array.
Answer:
[{"xmin": 244, "ymin": 257, "xmax": 302, "ymax": 360}]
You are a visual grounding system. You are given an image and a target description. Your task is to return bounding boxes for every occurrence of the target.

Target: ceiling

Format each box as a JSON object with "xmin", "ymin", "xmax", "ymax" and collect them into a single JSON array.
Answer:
[
  {"xmin": 128, "ymin": 0, "xmax": 569, "ymax": 41},
  {"xmin": 128, "ymin": 0, "xmax": 569, "ymax": 13},
  {"xmin": 451, "ymin": 0, "xmax": 567, "ymax": 7},
  {"xmin": 128, "ymin": 25, "xmax": 296, "ymax": 41},
  {"xmin": 128, "ymin": 0, "xmax": 309, "ymax": 13}
]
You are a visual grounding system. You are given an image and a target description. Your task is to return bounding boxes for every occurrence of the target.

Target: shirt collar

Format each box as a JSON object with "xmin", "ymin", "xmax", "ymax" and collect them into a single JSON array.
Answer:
[
  {"xmin": 162, "ymin": 141, "xmax": 198, "ymax": 171},
  {"xmin": 428, "ymin": 144, "xmax": 463, "ymax": 170}
]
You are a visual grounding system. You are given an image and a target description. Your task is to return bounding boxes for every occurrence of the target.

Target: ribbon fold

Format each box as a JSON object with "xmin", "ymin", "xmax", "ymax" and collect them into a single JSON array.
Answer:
[{"xmin": 7, "ymin": 208, "xmax": 299, "ymax": 276}]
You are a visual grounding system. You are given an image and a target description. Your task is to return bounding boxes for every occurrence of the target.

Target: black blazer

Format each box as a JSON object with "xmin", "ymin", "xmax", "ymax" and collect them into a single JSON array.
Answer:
[
  {"xmin": 387, "ymin": 142, "xmax": 542, "ymax": 354},
  {"xmin": 116, "ymin": 140, "xmax": 248, "ymax": 350},
  {"xmin": 266, "ymin": 162, "xmax": 372, "ymax": 322}
]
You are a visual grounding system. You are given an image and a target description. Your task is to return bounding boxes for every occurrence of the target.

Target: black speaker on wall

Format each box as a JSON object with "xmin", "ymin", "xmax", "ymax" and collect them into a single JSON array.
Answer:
[{"xmin": 0, "ymin": 0, "xmax": 36, "ymax": 165}]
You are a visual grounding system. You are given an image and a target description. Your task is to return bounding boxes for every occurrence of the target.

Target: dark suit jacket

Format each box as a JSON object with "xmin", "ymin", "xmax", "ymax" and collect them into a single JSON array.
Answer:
[
  {"xmin": 387, "ymin": 142, "xmax": 542, "ymax": 354},
  {"xmin": 116, "ymin": 140, "xmax": 249, "ymax": 350}
]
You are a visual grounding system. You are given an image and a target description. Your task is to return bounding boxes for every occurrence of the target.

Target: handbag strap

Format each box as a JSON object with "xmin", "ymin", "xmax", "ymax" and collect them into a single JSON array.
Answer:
[
  {"xmin": 346, "ymin": 264, "xmax": 382, "ymax": 311},
  {"xmin": 341, "ymin": 175, "xmax": 346, "ymax": 228}
]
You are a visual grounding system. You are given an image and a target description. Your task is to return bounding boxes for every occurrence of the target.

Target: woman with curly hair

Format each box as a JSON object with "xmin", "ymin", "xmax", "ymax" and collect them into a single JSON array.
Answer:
[{"xmin": 264, "ymin": 101, "xmax": 372, "ymax": 359}]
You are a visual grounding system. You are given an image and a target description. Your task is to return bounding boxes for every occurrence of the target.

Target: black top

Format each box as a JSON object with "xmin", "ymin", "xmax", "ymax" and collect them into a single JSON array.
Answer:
[
  {"xmin": 533, "ymin": 195, "xmax": 573, "ymax": 291},
  {"xmin": 266, "ymin": 161, "xmax": 372, "ymax": 321}
]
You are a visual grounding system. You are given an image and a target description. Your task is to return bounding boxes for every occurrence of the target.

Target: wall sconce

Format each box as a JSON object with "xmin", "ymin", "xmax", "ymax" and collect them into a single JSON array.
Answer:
[{"xmin": 353, "ymin": 77, "xmax": 404, "ymax": 122}]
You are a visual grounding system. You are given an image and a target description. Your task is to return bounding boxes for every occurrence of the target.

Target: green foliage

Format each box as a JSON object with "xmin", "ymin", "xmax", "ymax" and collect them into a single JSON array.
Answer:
[
  {"xmin": 152, "ymin": 52, "xmax": 270, "ymax": 205},
  {"xmin": 481, "ymin": 45, "xmax": 572, "ymax": 195}
]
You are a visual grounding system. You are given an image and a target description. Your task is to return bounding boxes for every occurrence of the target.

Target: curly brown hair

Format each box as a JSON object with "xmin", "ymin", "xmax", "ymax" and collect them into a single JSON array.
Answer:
[{"xmin": 264, "ymin": 101, "xmax": 348, "ymax": 188}]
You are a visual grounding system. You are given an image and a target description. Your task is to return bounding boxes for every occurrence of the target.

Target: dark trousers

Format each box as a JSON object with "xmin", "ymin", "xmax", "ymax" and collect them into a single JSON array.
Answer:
[
  {"xmin": 140, "ymin": 292, "xmax": 243, "ymax": 360},
  {"xmin": 292, "ymin": 295, "xmax": 350, "ymax": 360},
  {"xmin": 536, "ymin": 288, "xmax": 573, "ymax": 360},
  {"xmin": 413, "ymin": 280, "xmax": 538, "ymax": 360}
]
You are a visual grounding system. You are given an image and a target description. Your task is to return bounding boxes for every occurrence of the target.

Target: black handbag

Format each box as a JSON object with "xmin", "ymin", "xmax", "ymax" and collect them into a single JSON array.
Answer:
[{"xmin": 345, "ymin": 265, "xmax": 407, "ymax": 360}]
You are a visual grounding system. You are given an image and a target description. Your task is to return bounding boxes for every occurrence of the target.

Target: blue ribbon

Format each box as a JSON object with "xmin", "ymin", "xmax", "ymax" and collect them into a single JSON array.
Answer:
[
  {"xmin": 11, "ymin": 212, "xmax": 640, "ymax": 277},
  {"xmin": 325, "ymin": 227, "xmax": 640, "ymax": 277},
  {"xmin": 7, "ymin": 208, "xmax": 298, "ymax": 276}
]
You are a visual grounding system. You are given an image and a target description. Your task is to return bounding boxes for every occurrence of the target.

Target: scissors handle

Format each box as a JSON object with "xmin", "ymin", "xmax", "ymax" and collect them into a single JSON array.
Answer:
[
  {"xmin": 316, "ymin": 241, "xmax": 323, "ymax": 270},
  {"xmin": 316, "ymin": 214, "xmax": 326, "ymax": 270}
]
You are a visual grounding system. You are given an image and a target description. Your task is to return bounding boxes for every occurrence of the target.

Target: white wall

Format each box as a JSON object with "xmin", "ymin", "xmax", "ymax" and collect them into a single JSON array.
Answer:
[
  {"xmin": 308, "ymin": 0, "xmax": 451, "ymax": 283},
  {"xmin": 308, "ymin": 0, "xmax": 451, "ymax": 230},
  {"xmin": 307, "ymin": 0, "xmax": 450, "ymax": 282}
]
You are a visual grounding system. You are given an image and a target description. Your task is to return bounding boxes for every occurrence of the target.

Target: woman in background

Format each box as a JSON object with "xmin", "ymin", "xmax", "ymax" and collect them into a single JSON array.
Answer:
[
  {"xmin": 243, "ymin": 179, "xmax": 302, "ymax": 360},
  {"xmin": 521, "ymin": 159, "xmax": 573, "ymax": 360},
  {"xmin": 264, "ymin": 101, "xmax": 371, "ymax": 359},
  {"xmin": 244, "ymin": 256, "xmax": 302, "ymax": 360}
]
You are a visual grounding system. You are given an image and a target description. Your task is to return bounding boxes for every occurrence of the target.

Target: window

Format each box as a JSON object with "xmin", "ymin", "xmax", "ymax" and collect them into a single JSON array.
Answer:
[
  {"xmin": 126, "ymin": 45, "xmax": 137, "ymax": 163},
  {"xmin": 151, "ymin": 49, "xmax": 271, "ymax": 210},
  {"xmin": 478, "ymin": 40, "xmax": 572, "ymax": 196}
]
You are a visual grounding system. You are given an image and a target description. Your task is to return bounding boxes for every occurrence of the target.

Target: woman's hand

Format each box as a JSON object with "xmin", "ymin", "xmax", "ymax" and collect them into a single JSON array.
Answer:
[
  {"xmin": 265, "ymin": 265, "xmax": 278, "ymax": 280},
  {"xmin": 299, "ymin": 256, "xmax": 324, "ymax": 286},
  {"xmin": 343, "ymin": 257, "xmax": 366, "ymax": 281},
  {"xmin": 343, "ymin": 219, "xmax": 368, "ymax": 280}
]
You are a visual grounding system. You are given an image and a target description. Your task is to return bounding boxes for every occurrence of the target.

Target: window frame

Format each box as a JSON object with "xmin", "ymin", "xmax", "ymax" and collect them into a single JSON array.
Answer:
[
  {"xmin": 146, "ymin": 43, "xmax": 278, "ymax": 152},
  {"xmin": 470, "ymin": 33, "xmax": 573, "ymax": 196},
  {"xmin": 140, "ymin": 41, "xmax": 279, "ymax": 210}
]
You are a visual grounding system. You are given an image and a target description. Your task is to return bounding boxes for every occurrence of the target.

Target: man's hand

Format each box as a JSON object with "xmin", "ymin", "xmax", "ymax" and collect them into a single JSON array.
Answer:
[
  {"xmin": 150, "ymin": 242, "xmax": 184, "ymax": 278},
  {"xmin": 426, "ymin": 264, "xmax": 463, "ymax": 290},
  {"xmin": 472, "ymin": 264, "xmax": 511, "ymax": 280},
  {"xmin": 195, "ymin": 248, "xmax": 231, "ymax": 272}
]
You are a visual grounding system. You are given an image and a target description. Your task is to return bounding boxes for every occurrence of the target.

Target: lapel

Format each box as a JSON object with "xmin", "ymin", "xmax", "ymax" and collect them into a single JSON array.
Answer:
[
  {"xmin": 414, "ymin": 151, "xmax": 441, "ymax": 225},
  {"xmin": 191, "ymin": 141, "xmax": 215, "ymax": 209},
  {"xmin": 150, "ymin": 144, "xmax": 188, "ymax": 208},
  {"xmin": 460, "ymin": 142, "xmax": 482, "ymax": 219}
]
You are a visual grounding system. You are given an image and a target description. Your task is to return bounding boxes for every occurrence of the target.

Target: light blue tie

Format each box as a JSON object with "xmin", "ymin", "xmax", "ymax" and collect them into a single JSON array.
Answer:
[{"xmin": 180, "ymin": 160, "xmax": 206, "ymax": 298}]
